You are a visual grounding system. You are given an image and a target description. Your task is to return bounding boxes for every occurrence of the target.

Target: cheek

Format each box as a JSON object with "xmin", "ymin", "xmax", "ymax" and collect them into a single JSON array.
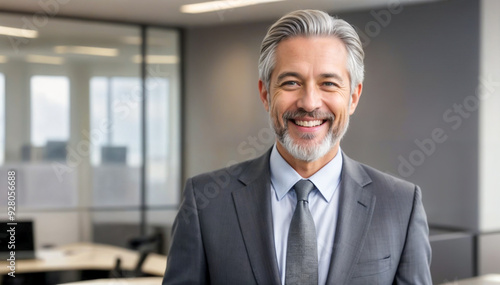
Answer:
[
  {"xmin": 270, "ymin": 90, "xmax": 286, "ymax": 122},
  {"xmin": 334, "ymin": 111, "xmax": 349, "ymax": 128},
  {"xmin": 328, "ymin": 96, "xmax": 351, "ymax": 124}
]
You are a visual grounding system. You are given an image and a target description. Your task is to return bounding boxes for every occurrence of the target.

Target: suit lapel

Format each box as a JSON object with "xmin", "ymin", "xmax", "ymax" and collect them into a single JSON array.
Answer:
[
  {"xmin": 325, "ymin": 153, "xmax": 376, "ymax": 284},
  {"xmin": 232, "ymin": 150, "xmax": 281, "ymax": 285}
]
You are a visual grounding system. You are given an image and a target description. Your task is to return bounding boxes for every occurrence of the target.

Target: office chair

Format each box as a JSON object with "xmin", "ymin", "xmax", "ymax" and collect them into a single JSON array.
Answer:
[{"xmin": 109, "ymin": 231, "xmax": 164, "ymax": 278}]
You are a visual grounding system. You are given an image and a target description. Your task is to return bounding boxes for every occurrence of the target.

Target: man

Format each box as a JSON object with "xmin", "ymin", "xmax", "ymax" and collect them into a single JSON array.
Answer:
[{"xmin": 163, "ymin": 9, "xmax": 432, "ymax": 285}]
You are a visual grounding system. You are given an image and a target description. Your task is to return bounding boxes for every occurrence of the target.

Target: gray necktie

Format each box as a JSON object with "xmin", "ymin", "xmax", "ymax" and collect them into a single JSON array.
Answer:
[{"xmin": 285, "ymin": 179, "xmax": 318, "ymax": 285}]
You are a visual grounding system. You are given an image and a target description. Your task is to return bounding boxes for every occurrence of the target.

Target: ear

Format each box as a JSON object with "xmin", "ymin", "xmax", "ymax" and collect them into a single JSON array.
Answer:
[
  {"xmin": 349, "ymin": 83, "xmax": 363, "ymax": 115},
  {"xmin": 258, "ymin": 80, "xmax": 270, "ymax": 112}
]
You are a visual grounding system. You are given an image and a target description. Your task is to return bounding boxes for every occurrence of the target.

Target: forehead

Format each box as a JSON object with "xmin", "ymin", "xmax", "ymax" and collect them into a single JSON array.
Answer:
[{"xmin": 273, "ymin": 36, "xmax": 349, "ymax": 77}]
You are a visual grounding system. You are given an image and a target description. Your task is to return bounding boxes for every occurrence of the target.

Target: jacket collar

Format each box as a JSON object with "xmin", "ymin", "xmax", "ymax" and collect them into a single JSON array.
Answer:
[
  {"xmin": 231, "ymin": 149, "xmax": 281, "ymax": 284},
  {"xmin": 325, "ymin": 153, "xmax": 375, "ymax": 284}
]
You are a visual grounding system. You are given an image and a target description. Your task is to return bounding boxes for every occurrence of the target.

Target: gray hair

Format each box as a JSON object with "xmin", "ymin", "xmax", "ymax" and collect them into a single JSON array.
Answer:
[{"xmin": 258, "ymin": 9, "xmax": 365, "ymax": 94}]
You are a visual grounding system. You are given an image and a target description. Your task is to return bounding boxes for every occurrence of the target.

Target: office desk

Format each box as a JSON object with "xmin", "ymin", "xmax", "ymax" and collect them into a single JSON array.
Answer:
[
  {"xmin": 60, "ymin": 277, "xmax": 163, "ymax": 285},
  {"xmin": 0, "ymin": 243, "xmax": 166, "ymax": 276},
  {"xmin": 441, "ymin": 274, "xmax": 500, "ymax": 285}
]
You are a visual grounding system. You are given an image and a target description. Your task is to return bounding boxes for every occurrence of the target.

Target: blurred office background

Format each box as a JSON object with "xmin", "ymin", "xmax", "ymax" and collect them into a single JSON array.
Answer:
[{"xmin": 0, "ymin": 0, "xmax": 499, "ymax": 284}]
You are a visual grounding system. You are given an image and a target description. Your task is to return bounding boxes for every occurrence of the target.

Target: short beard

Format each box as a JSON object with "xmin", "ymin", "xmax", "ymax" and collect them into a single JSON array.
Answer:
[{"xmin": 270, "ymin": 109, "xmax": 349, "ymax": 162}]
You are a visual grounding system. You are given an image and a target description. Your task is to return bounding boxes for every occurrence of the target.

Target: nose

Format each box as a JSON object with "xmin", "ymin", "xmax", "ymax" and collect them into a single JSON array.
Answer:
[{"xmin": 297, "ymin": 85, "xmax": 322, "ymax": 112}]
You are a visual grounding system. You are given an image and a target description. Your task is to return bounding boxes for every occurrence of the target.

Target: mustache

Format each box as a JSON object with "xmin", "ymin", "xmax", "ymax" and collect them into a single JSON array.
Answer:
[{"xmin": 282, "ymin": 109, "xmax": 335, "ymax": 121}]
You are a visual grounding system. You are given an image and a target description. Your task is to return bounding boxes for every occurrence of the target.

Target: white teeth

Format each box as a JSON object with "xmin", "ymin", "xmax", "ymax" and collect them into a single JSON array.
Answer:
[{"xmin": 294, "ymin": 120, "xmax": 323, "ymax": 127}]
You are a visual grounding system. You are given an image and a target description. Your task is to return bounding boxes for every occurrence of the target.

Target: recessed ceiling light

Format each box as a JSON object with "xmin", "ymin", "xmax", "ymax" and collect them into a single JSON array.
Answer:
[
  {"xmin": 54, "ymin": 46, "xmax": 119, "ymax": 57},
  {"xmin": 0, "ymin": 26, "xmax": 38, "ymax": 38},
  {"xmin": 132, "ymin": 55, "xmax": 178, "ymax": 64},
  {"xmin": 26, "ymin": 55, "xmax": 64, "ymax": 65},
  {"xmin": 181, "ymin": 0, "xmax": 285, "ymax": 14},
  {"xmin": 122, "ymin": 36, "xmax": 171, "ymax": 46}
]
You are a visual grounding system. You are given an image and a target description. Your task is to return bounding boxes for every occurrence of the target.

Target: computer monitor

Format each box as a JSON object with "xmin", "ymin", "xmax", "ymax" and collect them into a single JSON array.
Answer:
[
  {"xmin": 0, "ymin": 220, "xmax": 36, "ymax": 260},
  {"xmin": 44, "ymin": 141, "xmax": 67, "ymax": 161},
  {"xmin": 101, "ymin": 146, "xmax": 127, "ymax": 164}
]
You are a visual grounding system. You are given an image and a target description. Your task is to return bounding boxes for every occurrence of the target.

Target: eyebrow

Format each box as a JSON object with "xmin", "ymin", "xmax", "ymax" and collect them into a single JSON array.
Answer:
[
  {"xmin": 276, "ymin": 71, "xmax": 344, "ymax": 83},
  {"xmin": 276, "ymin": 72, "xmax": 302, "ymax": 83},
  {"xmin": 319, "ymin": 73, "xmax": 344, "ymax": 83}
]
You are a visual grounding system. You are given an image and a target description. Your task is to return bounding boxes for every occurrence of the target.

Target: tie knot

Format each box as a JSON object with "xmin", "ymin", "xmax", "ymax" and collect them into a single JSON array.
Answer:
[{"xmin": 293, "ymin": 179, "xmax": 315, "ymax": 202}]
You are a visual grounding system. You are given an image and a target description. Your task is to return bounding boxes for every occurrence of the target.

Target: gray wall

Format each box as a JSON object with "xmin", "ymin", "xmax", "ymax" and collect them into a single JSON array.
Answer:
[
  {"xmin": 340, "ymin": 0, "xmax": 480, "ymax": 230},
  {"xmin": 185, "ymin": 22, "xmax": 272, "ymax": 177},
  {"xmin": 184, "ymin": 0, "xmax": 480, "ymax": 231}
]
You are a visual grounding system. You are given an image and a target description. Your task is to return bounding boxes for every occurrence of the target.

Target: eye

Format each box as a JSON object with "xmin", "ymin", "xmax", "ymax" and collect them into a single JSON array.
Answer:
[
  {"xmin": 322, "ymin": 81, "xmax": 338, "ymax": 87},
  {"xmin": 279, "ymin": 81, "xmax": 301, "ymax": 90},
  {"xmin": 281, "ymin": 81, "xmax": 299, "ymax": 87}
]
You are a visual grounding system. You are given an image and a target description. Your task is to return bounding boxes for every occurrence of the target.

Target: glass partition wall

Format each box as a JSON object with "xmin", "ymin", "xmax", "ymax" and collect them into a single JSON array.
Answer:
[{"xmin": 0, "ymin": 13, "xmax": 181, "ymax": 253}]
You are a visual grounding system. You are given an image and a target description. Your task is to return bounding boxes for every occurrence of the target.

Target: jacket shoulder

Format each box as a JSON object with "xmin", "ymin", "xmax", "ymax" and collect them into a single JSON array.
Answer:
[
  {"xmin": 362, "ymin": 163, "xmax": 415, "ymax": 190},
  {"xmin": 189, "ymin": 150, "xmax": 271, "ymax": 191},
  {"xmin": 344, "ymin": 154, "xmax": 418, "ymax": 198}
]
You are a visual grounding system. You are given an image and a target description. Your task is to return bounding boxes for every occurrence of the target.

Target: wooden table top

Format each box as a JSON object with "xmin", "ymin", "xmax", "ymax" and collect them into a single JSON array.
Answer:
[{"xmin": 0, "ymin": 243, "xmax": 166, "ymax": 276}]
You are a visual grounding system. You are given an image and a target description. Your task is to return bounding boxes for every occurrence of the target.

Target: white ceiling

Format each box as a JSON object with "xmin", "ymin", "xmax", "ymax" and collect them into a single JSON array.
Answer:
[{"xmin": 0, "ymin": 0, "xmax": 441, "ymax": 27}]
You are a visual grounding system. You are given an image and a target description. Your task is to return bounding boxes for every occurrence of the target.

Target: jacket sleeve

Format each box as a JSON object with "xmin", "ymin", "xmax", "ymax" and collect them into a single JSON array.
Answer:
[
  {"xmin": 162, "ymin": 178, "xmax": 209, "ymax": 285},
  {"xmin": 394, "ymin": 185, "xmax": 432, "ymax": 285}
]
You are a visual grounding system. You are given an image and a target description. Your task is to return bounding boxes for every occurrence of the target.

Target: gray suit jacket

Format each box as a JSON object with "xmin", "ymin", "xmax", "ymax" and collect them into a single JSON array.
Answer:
[{"xmin": 163, "ymin": 150, "xmax": 432, "ymax": 284}]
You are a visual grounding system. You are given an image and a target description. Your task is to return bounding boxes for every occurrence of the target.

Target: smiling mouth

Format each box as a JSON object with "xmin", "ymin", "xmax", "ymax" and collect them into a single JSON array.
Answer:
[{"xmin": 291, "ymin": 119, "xmax": 327, "ymax": 127}]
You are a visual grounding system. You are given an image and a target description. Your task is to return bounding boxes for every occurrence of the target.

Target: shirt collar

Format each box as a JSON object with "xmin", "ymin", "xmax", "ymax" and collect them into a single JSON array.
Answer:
[{"xmin": 269, "ymin": 144, "xmax": 343, "ymax": 203}]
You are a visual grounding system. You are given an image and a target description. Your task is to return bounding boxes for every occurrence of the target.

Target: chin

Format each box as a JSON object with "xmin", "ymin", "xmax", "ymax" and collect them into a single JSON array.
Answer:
[{"xmin": 280, "ymin": 132, "xmax": 335, "ymax": 162}]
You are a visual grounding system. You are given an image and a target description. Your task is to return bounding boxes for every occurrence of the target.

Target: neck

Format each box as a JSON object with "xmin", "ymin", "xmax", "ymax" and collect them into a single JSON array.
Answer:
[{"xmin": 276, "ymin": 141, "xmax": 340, "ymax": 178}]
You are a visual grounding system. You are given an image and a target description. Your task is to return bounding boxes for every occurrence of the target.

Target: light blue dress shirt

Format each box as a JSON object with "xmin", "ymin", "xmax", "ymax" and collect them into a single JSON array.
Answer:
[{"xmin": 270, "ymin": 144, "xmax": 343, "ymax": 285}]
